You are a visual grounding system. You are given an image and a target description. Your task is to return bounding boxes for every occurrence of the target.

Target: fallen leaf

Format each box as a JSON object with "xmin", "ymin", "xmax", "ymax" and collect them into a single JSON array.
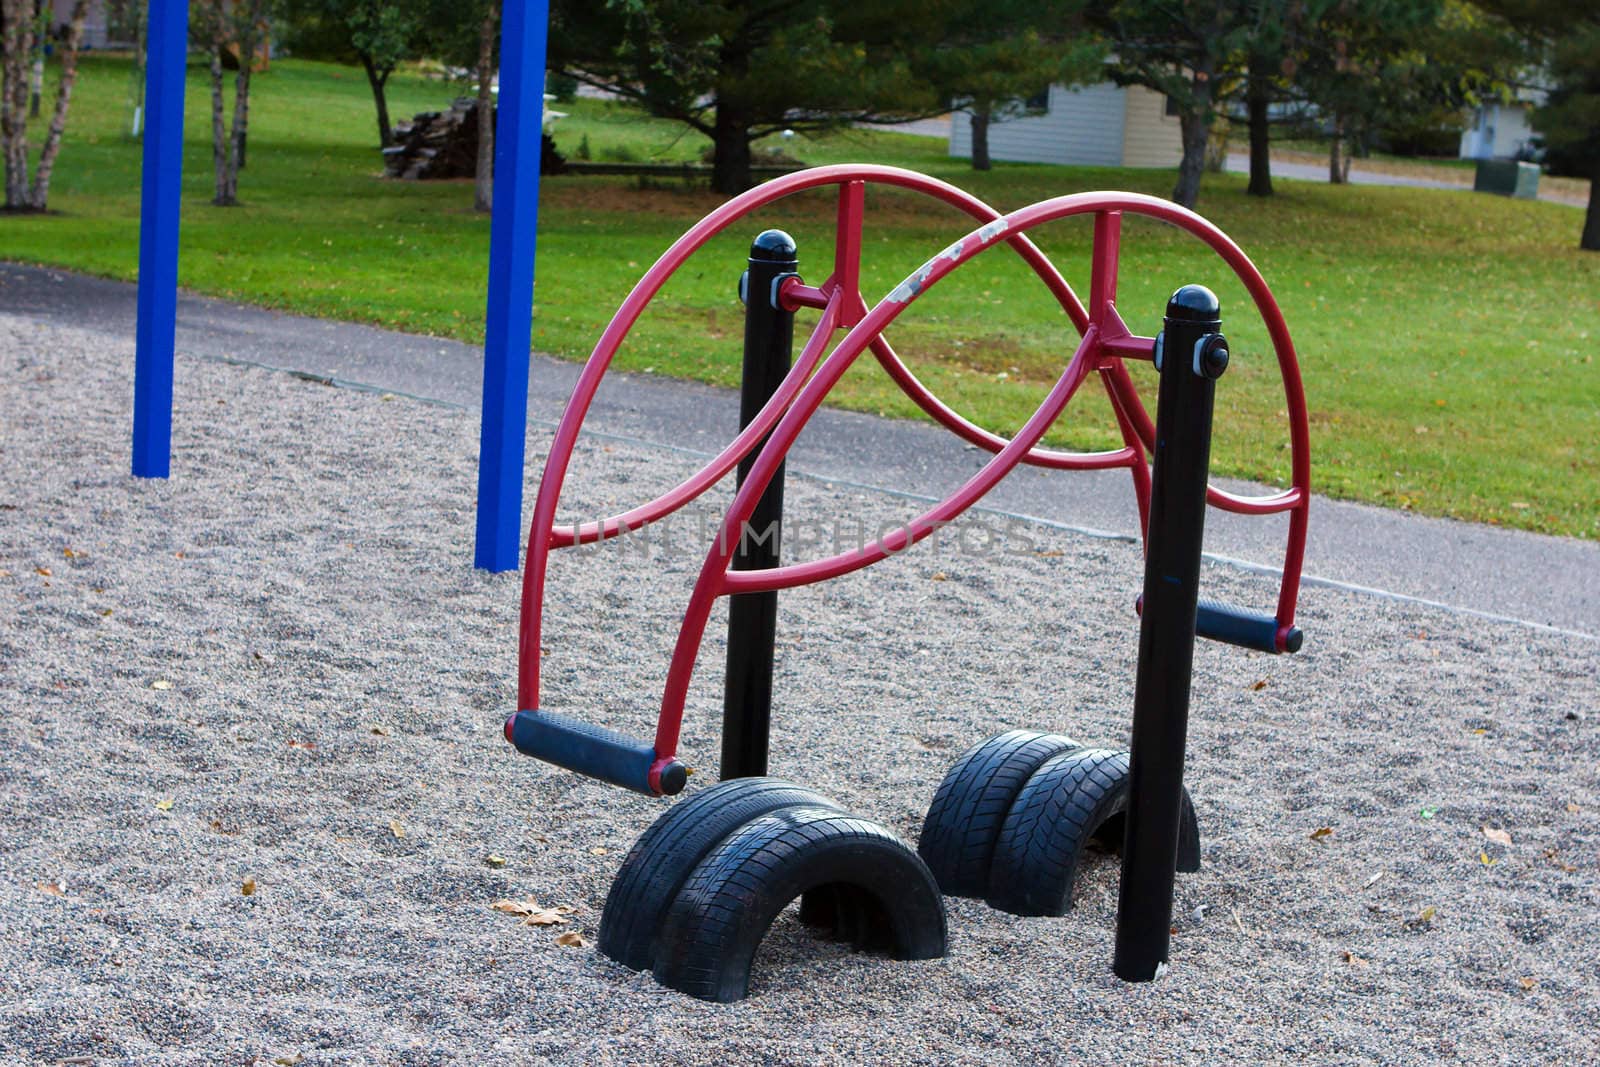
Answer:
[
  {"xmin": 1309, "ymin": 827, "xmax": 1333, "ymax": 841},
  {"xmin": 491, "ymin": 896, "xmax": 574, "ymax": 926},
  {"xmin": 555, "ymin": 931, "xmax": 589, "ymax": 948},
  {"xmin": 0, "ymin": 569, "xmax": 10, "ymax": 577},
  {"xmin": 590, "ymin": 847, "xmax": 608, "ymax": 856},
  {"xmin": 36, "ymin": 881, "xmax": 64, "ymax": 897},
  {"xmin": 1419, "ymin": 807, "xmax": 1436, "ymax": 820},
  {"xmin": 931, "ymin": 572, "xmax": 948, "ymax": 581},
  {"xmin": 155, "ymin": 798, "xmax": 174, "ymax": 811},
  {"xmin": 34, "ymin": 566, "xmax": 51, "ymax": 577},
  {"xmin": 100, "ymin": 608, "xmax": 113, "ymax": 617},
  {"xmin": 1566, "ymin": 802, "xmax": 1580, "ymax": 814},
  {"xmin": 1472, "ymin": 728, "xmax": 1487, "ymax": 736},
  {"xmin": 1036, "ymin": 549, "xmax": 1065, "ymax": 558},
  {"xmin": 485, "ymin": 855, "xmax": 507, "ymax": 868},
  {"xmin": 1542, "ymin": 848, "xmax": 1577, "ymax": 873},
  {"xmin": 1418, "ymin": 906, "xmax": 1436, "ymax": 923},
  {"xmin": 1361, "ymin": 871, "xmax": 1385, "ymax": 890},
  {"xmin": 1479, "ymin": 851, "xmax": 1498, "ymax": 867},
  {"xmin": 1341, "ymin": 950, "xmax": 1368, "ymax": 967},
  {"xmin": 287, "ymin": 739, "xmax": 317, "ymax": 751},
  {"xmin": 369, "ymin": 724, "xmax": 389, "ymax": 736},
  {"xmin": 62, "ymin": 547, "xmax": 79, "ymax": 558},
  {"xmin": 1249, "ymin": 679, "xmax": 1268, "ymax": 691},
  {"xmin": 241, "ymin": 878, "xmax": 257, "ymax": 896},
  {"xmin": 1519, "ymin": 976, "xmax": 1537, "ymax": 991},
  {"xmin": 1482, "ymin": 827, "xmax": 1512, "ymax": 846},
  {"xmin": 150, "ymin": 679, "xmax": 172, "ymax": 691},
  {"xmin": 389, "ymin": 820, "xmax": 405, "ymax": 839},
  {"xmin": 274, "ymin": 1054, "xmax": 304, "ymax": 1066}
]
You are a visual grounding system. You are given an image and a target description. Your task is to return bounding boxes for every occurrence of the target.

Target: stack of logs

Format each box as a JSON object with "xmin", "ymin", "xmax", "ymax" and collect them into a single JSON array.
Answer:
[{"xmin": 383, "ymin": 99, "xmax": 567, "ymax": 180}]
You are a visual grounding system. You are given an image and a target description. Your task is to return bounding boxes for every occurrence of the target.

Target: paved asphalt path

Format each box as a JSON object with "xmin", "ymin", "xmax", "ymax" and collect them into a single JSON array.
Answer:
[{"xmin": 3, "ymin": 261, "xmax": 1594, "ymax": 639}]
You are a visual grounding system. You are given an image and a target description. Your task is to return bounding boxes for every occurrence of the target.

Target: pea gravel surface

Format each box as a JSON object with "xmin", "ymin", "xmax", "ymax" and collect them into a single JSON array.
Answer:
[{"xmin": 2, "ymin": 314, "xmax": 1597, "ymax": 1066}]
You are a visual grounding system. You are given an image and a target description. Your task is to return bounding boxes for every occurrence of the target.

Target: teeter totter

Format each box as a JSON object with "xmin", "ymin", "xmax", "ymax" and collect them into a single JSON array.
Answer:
[{"xmin": 503, "ymin": 166, "xmax": 1310, "ymax": 1001}]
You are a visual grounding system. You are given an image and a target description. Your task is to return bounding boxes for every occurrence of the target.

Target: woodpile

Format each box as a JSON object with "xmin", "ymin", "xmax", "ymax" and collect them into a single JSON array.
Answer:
[{"xmin": 383, "ymin": 99, "xmax": 567, "ymax": 181}]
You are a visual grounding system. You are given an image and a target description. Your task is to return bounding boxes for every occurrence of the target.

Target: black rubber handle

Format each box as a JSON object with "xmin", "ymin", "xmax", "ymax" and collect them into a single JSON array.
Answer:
[
  {"xmin": 504, "ymin": 709, "xmax": 689, "ymax": 796},
  {"xmin": 1195, "ymin": 598, "xmax": 1302, "ymax": 654},
  {"xmin": 1134, "ymin": 595, "xmax": 1303, "ymax": 654}
]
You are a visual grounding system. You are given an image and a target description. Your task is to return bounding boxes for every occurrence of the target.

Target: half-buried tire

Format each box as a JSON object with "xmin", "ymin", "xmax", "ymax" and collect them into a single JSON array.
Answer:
[
  {"xmin": 597, "ymin": 777, "xmax": 843, "ymax": 973},
  {"xmin": 652, "ymin": 806, "xmax": 948, "ymax": 1003},
  {"xmin": 917, "ymin": 729, "xmax": 1081, "ymax": 898},
  {"xmin": 985, "ymin": 747, "xmax": 1202, "ymax": 917}
]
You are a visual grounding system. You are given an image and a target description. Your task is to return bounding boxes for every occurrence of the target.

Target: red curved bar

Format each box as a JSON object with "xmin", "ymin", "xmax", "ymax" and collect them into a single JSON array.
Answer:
[
  {"xmin": 519, "ymin": 165, "xmax": 1108, "ymax": 709},
  {"xmin": 648, "ymin": 191, "xmax": 1311, "ymax": 762},
  {"xmin": 548, "ymin": 293, "xmax": 842, "ymax": 547}
]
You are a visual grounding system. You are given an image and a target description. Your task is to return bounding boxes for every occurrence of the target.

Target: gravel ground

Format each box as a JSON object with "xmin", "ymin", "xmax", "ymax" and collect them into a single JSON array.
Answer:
[{"xmin": 1, "ymin": 313, "xmax": 1597, "ymax": 1066}]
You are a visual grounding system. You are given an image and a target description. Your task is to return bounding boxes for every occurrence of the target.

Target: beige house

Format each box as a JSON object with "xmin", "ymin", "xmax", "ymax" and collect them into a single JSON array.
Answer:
[{"xmin": 949, "ymin": 82, "xmax": 1183, "ymax": 169}]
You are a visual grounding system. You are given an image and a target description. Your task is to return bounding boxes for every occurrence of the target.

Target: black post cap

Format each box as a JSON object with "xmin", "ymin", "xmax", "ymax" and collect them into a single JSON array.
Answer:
[
  {"xmin": 749, "ymin": 229, "xmax": 798, "ymax": 263},
  {"xmin": 1165, "ymin": 284, "xmax": 1221, "ymax": 325}
]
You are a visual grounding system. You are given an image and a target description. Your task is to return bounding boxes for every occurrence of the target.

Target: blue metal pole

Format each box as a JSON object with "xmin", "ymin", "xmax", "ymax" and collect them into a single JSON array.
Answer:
[
  {"xmin": 131, "ymin": 0, "xmax": 188, "ymax": 479},
  {"xmin": 474, "ymin": 0, "xmax": 550, "ymax": 571}
]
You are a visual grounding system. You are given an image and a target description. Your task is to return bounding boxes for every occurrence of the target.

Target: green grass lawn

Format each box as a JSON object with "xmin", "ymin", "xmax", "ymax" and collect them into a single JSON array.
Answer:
[{"xmin": 4, "ymin": 55, "xmax": 1597, "ymax": 538}]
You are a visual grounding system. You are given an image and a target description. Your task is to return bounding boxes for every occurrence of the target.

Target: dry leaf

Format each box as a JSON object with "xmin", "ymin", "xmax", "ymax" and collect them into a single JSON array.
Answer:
[
  {"xmin": 1418, "ymin": 906, "xmax": 1436, "ymax": 923},
  {"xmin": 62, "ymin": 547, "xmax": 79, "ymax": 558},
  {"xmin": 1249, "ymin": 679, "xmax": 1269, "ymax": 691},
  {"xmin": 0, "ymin": 569, "xmax": 11, "ymax": 577},
  {"xmin": 491, "ymin": 896, "xmax": 574, "ymax": 926},
  {"xmin": 35, "ymin": 566, "xmax": 51, "ymax": 577},
  {"xmin": 389, "ymin": 820, "xmax": 405, "ymax": 839},
  {"xmin": 931, "ymin": 572, "xmax": 948, "ymax": 582},
  {"xmin": 555, "ymin": 931, "xmax": 589, "ymax": 948},
  {"xmin": 1519, "ymin": 976, "xmax": 1537, "ymax": 991},
  {"xmin": 1479, "ymin": 851, "xmax": 1498, "ymax": 867},
  {"xmin": 100, "ymin": 608, "xmax": 113, "ymax": 617},
  {"xmin": 1341, "ymin": 950, "xmax": 1368, "ymax": 967},
  {"xmin": 369, "ymin": 724, "xmax": 389, "ymax": 736},
  {"xmin": 36, "ymin": 881, "xmax": 64, "ymax": 897},
  {"xmin": 1566, "ymin": 802, "xmax": 1580, "ymax": 814},
  {"xmin": 590, "ymin": 847, "xmax": 608, "ymax": 856},
  {"xmin": 241, "ymin": 878, "xmax": 257, "ymax": 896},
  {"xmin": 150, "ymin": 679, "xmax": 172, "ymax": 691},
  {"xmin": 1361, "ymin": 871, "xmax": 1385, "ymax": 890},
  {"xmin": 1036, "ymin": 549, "xmax": 1065, "ymax": 558},
  {"xmin": 1309, "ymin": 827, "xmax": 1333, "ymax": 841},
  {"xmin": 274, "ymin": 1055, "xmax": 304, "ymax": 1066},
  {"xmin": 287, "ymin": 739, "xmax": 317, "ymax": 751},
  {"xmin": 1543, "ymin": 848, "xmax": 1578, "ymax": 873},
  {"xmin": 155, "ymin": 798, "xmax": 174, "ymax": 811},
  {"xmin": 485, "ymin": 855, "xmax": 507, "ymax": 868},
  {"xmin": 1482, "ymin": 827, "xmax": 1512, "ymax": 846}
]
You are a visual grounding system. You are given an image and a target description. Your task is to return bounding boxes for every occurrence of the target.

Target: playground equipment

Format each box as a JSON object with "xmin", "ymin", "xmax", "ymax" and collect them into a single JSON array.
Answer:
[{"xmin": 503, "ymin": 165, "xmax": 1309, "ymax": 1001}]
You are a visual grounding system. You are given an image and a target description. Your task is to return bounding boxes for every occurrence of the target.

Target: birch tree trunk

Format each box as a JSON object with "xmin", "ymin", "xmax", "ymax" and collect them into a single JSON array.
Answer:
[
  {"xmin": 208, "ymin": 3, "xmax": 231, "ymax": 206},
  {"xmin": 474, "ymin": 0, "xmax": 498, "ymax": 214},
  {"xmin": 1, "ymin": 0, "xmax": 35, "ymax": 209},
  {"xmin": 29, "ymin": 0, "xmax": 89, "ymax": 210}
]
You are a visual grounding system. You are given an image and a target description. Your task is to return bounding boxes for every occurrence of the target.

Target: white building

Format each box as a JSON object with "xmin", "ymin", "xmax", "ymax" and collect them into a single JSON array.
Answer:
[{"xmin": 949, "ymin": 82, "xmax": 1183, "ymax": 169}]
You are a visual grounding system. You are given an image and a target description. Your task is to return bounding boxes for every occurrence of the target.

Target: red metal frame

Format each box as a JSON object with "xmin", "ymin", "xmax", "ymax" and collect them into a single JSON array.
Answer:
[{"xmin": 516, "ymin": 168, "xmax": 1310, "ymax": 792}]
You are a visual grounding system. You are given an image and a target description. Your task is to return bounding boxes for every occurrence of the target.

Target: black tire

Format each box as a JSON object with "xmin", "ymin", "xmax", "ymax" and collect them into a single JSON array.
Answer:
[
  {"xmin": 985, "ymin": 748, "xmax": 1202, "ymax": 917},
  {"xmin": 917, "ymin": 729, "xmax": 1081, "ymax": 898},
  {"xmin": 597, "ymin": 777, "xmax": 842, "ymax": 972},
  {"xmin": 652, "ymin": 806, "xmax": 948, "ymax": 1003}
]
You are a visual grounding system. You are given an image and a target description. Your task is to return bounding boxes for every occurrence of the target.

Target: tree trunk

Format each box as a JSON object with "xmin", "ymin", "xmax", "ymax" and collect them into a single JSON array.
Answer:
[
  {"xmin": 1171, "ymin": 76, "xmax": 1213, "ymax": 210},
  {"xmin": 1246, "ymin": 58, "xmax": 1272, "ymax": 197},
  {"xmin": 473, "ymin": 1, "xmax": 498, "ymax": 214},
  {"xmin": 1328, "ymin": 114, "xmax": 1349, "ymax": 185},
  {"xmin": 229, "ymin": 45, "xmax": 250, "ymax": 182},
  {"xmin": 1582, "ymin": 162, "xmax": 1600, "ymax": 253},
  {"xmin": 710, "ymin": 103, "xmax": 752, "ymax": 195},
  {"xmin": 360, "ymin": 53, "xmax": 392, "ymax": 148},
  {"xmin": 208, "ymin": 11, "xmax": 232, "ymax": 206},
  {"xmin": 29, "ymin": 0, "xmax": 88, "ymax": 210},
  {"xmin": 1, "ymin": 0, "xmax": 35, "ymax": 209},
  {"xmin": 970, "ymin": 104, "xmax": 991, "ymax": 172},
  {"xmin": 28, "ymin": 51, "xmax": 40, "ymax": 118}
]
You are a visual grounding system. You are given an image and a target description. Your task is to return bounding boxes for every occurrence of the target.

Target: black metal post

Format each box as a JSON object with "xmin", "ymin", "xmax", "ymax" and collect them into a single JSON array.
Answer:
[
  {"xmin": 1113, "ymin": 285, "xmax": 1230, "ymax": 981},
  {"xmin": 720, "ymin": 230, "xmax": 798, "ymax": 779}
]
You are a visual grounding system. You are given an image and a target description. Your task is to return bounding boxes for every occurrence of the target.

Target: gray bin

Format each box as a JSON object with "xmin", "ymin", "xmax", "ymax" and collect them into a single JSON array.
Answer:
[{"xmin": 1473, "ymin": 159, "xmax": 1540, "ymax": 200}]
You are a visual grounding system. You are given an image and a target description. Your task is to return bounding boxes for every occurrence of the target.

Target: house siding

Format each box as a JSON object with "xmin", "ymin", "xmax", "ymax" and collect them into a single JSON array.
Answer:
[
  {"xmin": 950, "ymin": 83, "xmax": 1127, "ymax": 167},
  {"xmin": 1119, "ymin": 85, "xmax": 1183, "ymax": 168}
]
